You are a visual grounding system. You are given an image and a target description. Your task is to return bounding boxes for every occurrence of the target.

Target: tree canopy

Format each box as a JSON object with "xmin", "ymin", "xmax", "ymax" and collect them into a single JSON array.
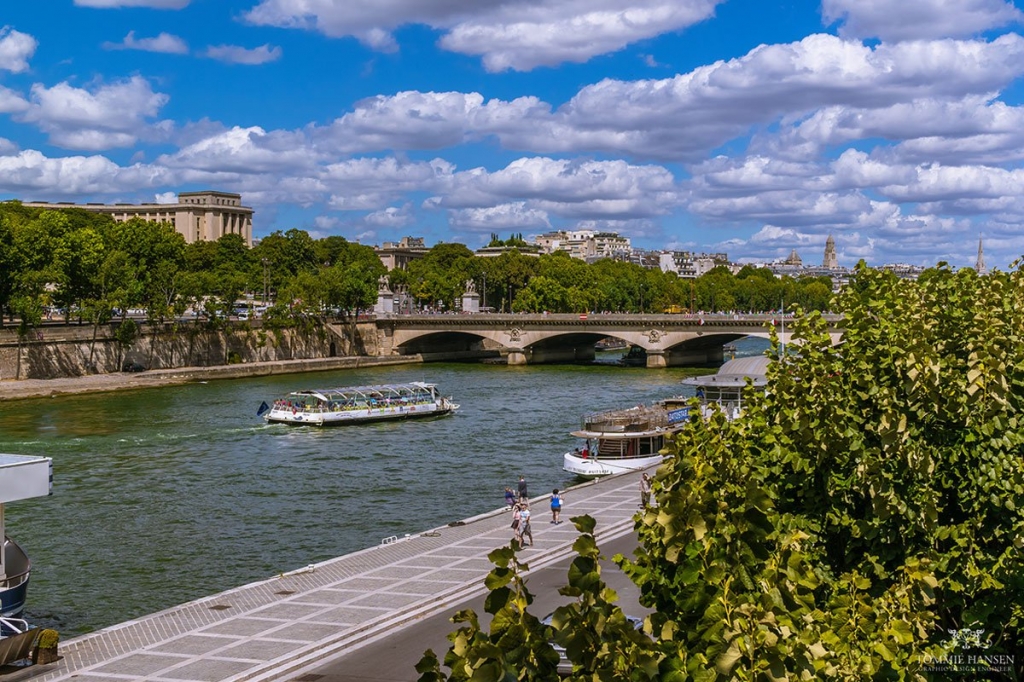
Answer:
[{"xmin": 418, "ymin": 262, "xmax": 1024, "ymax": 680}]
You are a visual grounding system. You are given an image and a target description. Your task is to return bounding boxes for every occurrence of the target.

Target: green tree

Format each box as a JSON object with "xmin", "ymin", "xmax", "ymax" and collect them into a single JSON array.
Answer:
[{"xmin": 422, "ymin": 262, "xmax": 1024, "ymax": 680}]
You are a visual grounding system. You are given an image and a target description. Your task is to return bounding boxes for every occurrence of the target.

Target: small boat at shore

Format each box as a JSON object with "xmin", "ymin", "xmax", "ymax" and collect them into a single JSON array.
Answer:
[
  {"xmin": 260, "ymin": 381, "xmax": 458, "ymax": 426},
  {"xmin": 0, "ymin": 453, "xmax": 52, "ymax": 659},
  {"xmin": 563, "ymin": 356, "xmax": 771, "ymax": 478}
]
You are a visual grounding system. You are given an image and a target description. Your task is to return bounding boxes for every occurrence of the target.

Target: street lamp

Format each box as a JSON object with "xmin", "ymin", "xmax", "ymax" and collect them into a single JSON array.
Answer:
[
  {"xmin": 261, "ymin": 258, "xmax": 270, "ymax": 305},
  {"xmin": 481, "ymin": 272, "xmax": 487, "ymax": 311}
]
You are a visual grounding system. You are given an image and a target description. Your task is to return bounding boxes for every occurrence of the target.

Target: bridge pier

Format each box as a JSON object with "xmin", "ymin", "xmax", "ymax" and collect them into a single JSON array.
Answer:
[
  {"xmin": 506, "ymin": 348, "xmax": 528, "ymax": 365},
  {"xmin": 505, "ymin": 345, "xmax": 597, "ymax": 365},
  {"xmin": 646, "ymin": 346, "xmax": 725, "ymax": 368}
]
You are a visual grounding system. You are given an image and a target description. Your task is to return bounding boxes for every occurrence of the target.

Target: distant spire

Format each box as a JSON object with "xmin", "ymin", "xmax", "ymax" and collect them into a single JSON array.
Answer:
[
  {"xmin": 823, "ymin": 234, "xmax": 838, "ymax": 269},
  {"xmin": 975, "ymin": 237, "xmax": 988, "ymax": 276}
]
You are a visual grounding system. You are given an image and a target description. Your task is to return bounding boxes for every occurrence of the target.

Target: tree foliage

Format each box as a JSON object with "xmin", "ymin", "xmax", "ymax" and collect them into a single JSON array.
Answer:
[{"xmin": 422, "ymin": 262, "xmax": 1024, "ymax": 680}]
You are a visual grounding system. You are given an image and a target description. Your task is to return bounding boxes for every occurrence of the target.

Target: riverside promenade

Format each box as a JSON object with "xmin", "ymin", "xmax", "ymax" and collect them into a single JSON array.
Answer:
[{"xmin": 4, "ymin": 469, "xmax": 649, "ymax": 682}]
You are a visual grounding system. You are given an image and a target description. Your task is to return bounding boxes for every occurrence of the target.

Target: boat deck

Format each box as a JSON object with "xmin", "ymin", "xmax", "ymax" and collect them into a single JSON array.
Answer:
[{"xmin": 3, "ymin": 469, "xmax": 649, "ymax": 682}]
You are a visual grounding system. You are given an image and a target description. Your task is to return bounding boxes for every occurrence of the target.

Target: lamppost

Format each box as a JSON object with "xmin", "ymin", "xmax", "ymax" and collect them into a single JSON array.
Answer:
[
  {"xmin": 481, "ymin": 272, "xmax": 487, "ymax": 311},
  {"xmin": 260, "ymin": 258, "xmax": 268, "ymax": 303}
]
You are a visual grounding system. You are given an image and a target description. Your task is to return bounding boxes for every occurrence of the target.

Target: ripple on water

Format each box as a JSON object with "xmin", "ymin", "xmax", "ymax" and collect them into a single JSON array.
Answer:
[{"xmin": 0, "ymin": 341, "xmax": 770, "ymax": 635}]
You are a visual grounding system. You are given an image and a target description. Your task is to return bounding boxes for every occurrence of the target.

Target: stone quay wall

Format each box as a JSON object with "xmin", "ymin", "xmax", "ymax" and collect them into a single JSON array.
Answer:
[{"xmin": 0, "ymin": 320, "xmax": 386, "ymax": 381}]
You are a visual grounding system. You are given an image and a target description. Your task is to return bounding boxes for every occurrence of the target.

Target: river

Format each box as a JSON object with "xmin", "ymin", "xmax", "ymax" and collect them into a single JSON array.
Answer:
[{"xmin": 0, "ymin": 338, "xmax": 767, "ymax": 636}]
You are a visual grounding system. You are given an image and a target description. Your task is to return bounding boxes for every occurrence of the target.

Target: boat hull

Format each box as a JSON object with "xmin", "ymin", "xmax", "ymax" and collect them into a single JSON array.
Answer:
[
  {"xmin": 266, "ymin": 403, "xmax": 457, "ymax": 426},
  {"xmin": 562, "ymin": 451, "xmax": 663, "ymax": 479},
  {"xmin": 0, "ymin": 537, "xmax": 30, "ymax": 632}
]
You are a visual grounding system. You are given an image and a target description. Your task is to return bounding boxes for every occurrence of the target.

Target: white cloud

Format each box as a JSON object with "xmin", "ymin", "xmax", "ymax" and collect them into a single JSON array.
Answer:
[
  {"xmin": 0, "ymin": 85, "xmax": 29, "ymax": 114},
  {"xmin": 19, "ymin": 76, "xmax": 171, "ymax": 151},
  {"xmin": 244, "ymin": 0, "xmax": 724, "ymax": 71},
  {"xmin": 158, "ymin": 126, "xmax": 316, "ymax": 173},
  {"xmin": 313, "ymin": 34, "xmax": 1024, "ymax": 164},
  {"xmin": 0, "ymin": 138, "xmax": 18, "ymax": 155},
  {"xmin": 430, "ymin": 157, "xmax": 681, "ymax": 220},
  {"xmin": 0, "ymin": 150, "xmax": 125, "ymax": 195},
  {"xmin": 0, "ymin": 27, "xmax": 37, "ymax": 73},
  {"xmin": 204, "ymin": 44, "xmax": 282, "ymax": 65},
  {"xmin": 447, "ymin": 202, "xmax": 550, "ymax": 232},
  {"xmin": 74, "ymin": 0, "xmax": 190, "ymax": 8},
  {"xmin": 154, "ymin": 191, "xmax": 177, "ymax": 203},
  {"xmin": 102, "ymin": 31, "xmax": 188, "ymax": 54},
  {"xmin": 823, "ymin": 0, "xmax": 1023, "ymax": 42},
  {"xmin": 364, "ymin": 204, "xmax": 415, "ymax": 228}
]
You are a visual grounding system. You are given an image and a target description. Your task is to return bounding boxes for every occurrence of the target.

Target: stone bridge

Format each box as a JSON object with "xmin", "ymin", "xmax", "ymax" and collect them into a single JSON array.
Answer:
[{"xmin": 374, "ymin": 313, "xmax": 843, "ymax": 367}]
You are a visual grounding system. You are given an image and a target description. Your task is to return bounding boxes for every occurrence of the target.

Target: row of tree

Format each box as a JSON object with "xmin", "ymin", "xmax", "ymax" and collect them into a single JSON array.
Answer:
[{"xmin": 0, "ymin": 203, "xmax": 837, "ymax": 336}]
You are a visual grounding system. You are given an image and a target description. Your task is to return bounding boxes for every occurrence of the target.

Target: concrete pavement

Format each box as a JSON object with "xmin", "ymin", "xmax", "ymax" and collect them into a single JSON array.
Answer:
[{"xmin": 3, "ymin": 469, "xmax": 649, "ymax": 682}]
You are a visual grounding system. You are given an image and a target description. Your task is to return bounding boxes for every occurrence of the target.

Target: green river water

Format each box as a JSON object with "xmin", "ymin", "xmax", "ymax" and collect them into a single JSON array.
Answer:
[{"xmin": 0, "ymin": 339, "xmax": 767, "ymax": 636}]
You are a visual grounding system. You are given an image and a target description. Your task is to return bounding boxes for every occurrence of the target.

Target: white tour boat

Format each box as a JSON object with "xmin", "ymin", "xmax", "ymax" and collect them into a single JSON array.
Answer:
[
  {"xmin": 562, "ymin": 356, "xmax": 771, "ymax": 479},
  {"xmin": 259, "ymin": 381, "xmax": 458, "ymax": 426}
]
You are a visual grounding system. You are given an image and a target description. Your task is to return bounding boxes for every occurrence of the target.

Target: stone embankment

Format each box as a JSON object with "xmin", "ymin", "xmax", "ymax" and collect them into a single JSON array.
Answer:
[
  {"xmin": 0, "ymin": 319, "xmax": 381, "ymax": 381},
  {"xmin": 0, "ymin": 354, "xmax": 425, "ymax": 402}
]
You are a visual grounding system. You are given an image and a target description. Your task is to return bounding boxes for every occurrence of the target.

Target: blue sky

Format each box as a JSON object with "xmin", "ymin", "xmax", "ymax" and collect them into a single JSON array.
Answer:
[{"xmin": 2, "ymin": 1, "xmax": 1024, "ymax": 269}]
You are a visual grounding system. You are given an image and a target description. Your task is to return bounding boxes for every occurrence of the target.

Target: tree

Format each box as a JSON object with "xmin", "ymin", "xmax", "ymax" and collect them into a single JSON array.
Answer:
[{"xmin": 422, "ymin": 262, "xmax": 1024, "ymax": 680}]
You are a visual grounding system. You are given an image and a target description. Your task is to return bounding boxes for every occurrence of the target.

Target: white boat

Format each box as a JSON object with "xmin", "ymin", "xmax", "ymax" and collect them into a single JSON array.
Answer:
[
  {"xmin": 562, "ymin": 399, "xmax": 690, "ymax": 479},
  {"xmin": 0, "ymin": 453, "xmax": 52, "ymax": 662},
  {"xmin": 260, "ymin": 381, "xmax": 458, "ymax": 426},
  {"xmin": 562, "ymin": 356, "xmax": 771, "ymax": 479}
]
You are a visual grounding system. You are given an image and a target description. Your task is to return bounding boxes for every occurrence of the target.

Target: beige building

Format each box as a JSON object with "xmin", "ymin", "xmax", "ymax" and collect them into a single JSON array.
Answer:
[
  {"xmin": 22, "ymin": 190, "xmax": 254, "ymax": 246},
  {"xmin": 375, "ymin": 236, "xmax": 430, "ymax": 271}
]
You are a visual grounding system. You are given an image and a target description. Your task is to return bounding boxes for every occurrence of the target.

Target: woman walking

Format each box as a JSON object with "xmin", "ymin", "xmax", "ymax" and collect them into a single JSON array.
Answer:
[
  {"xmin": 511, "ymin": 503, "xmax": 523, "ymax": 544},
  {"xmin": 550, "ymin": 489, "xmax": 563, "ymax": 524}
]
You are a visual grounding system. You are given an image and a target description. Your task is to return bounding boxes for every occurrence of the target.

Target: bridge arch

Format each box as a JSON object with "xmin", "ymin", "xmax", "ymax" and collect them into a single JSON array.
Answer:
[{"xmin": 378, "ymin": 313, "xmax": 839, "ymax": 367}]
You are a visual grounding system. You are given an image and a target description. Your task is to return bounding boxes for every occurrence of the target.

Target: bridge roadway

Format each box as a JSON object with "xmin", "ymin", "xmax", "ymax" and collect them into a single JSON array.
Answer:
[
  {"xmin": 5, "ymin": 470, "xmax": 649, "ymax": 682},
  {"xmin": 376, "ymin": 312, "xmax": 842, "ymax": 367}
]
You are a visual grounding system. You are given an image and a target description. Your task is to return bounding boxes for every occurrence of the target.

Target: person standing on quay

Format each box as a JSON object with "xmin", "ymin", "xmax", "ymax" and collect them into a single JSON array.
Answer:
[
  {"xmin": 504, "ymin": 487, "xmax": 515, "ymax": 510},
  {"xmin": 550, "ymin": 489, "xmax": 563, "ymax": 524},
  {"xmin": 517, "ymin": 475, "xmax": 529, "ymax": 503},
  {"xmin": 639, "ymin": 473, "xmax": 652, "ymax": 508},
  {"xmin": 511, "ymin": 503, "xmax": 523, "ymax": 544}
]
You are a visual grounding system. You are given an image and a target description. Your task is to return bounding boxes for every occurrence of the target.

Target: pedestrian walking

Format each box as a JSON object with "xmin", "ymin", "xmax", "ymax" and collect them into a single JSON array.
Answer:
[
  {"xmin": 550, "ymin": 489, "xmax": 563, "ymax": 524},
  {"xmin": 511, "ymin": 503, "xmax": 523, "ymax": 544},
  {"xmin": 504, "ymin": 487, "xmax": 515, "ymax": 510},
  {"xmin": 517, "ymin": 475, "xmax": 529, "ymax": 502},
  {"xmin": 639, "ymin": 473, "xmax": 652, "ymax": 508},
  {"xmin": 520, "ymin": 503, "xmax": 533, "ymax": 547}
]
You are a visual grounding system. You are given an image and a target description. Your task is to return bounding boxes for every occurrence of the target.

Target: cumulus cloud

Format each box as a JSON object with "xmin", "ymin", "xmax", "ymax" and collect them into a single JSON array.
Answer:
[
  {"xmin": 154, "ymin": 191, "xmax": 177, "ymax": 203},
  {"xmin": 102, "ymin": 31, "xmax": 188, "ymax": 54},
  {"xmin": 0, "ymin": 150, "xmax": 126, "ymax": 195},
  {"xmin": 158, "ymin": 126, "xmax": 318, "ymax": 173},
  {"xmin": 428, "ymin": 157, "xmax": 681, "ymax": 220},
  {"xmin": 0, "ymin": 85, "xmax": 29, "ymax": 114},
  {"xmin": 204, "ymin": 44, "xmax": 282, "ymax": 65},
  {"xmin": 74, "ymin": 0, "xmax": 190, "ymax": 8},
  {"xmin": 0, "ymin": 27, "xmax": 37, "ymax": 73},
  {"xmin": 18, "ymin": 76, "xmax": 172, "ymax": 151},
  {"xmin": 244, "ymin": 0, "xmax": 724, "ymax": 71},
  {"xmin": 823, "ymin": 0, "xmax": 1024, "ymax": 42},
  {"xmin": 312, "ymin": 34, "xmax": 1024, "ymax": 164},
  {"xmin": 447, "ymin": 202, "xmax": 551, "ymax": 232},
  {"xmin": 364, "ymin": 204, "xmax": 415, "ymax": 228}
]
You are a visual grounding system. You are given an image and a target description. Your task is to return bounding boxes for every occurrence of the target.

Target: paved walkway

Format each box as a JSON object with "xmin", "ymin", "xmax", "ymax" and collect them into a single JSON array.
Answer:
[{"xmin": 4, "ymin": 470, "xmax": 649, "ymax": 682}]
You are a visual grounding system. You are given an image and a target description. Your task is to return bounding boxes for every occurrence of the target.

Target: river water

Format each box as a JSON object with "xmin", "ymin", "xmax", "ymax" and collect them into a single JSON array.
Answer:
[{"xmin": 0, "ymin": 339, "xmax": 767, "ymax": 636}]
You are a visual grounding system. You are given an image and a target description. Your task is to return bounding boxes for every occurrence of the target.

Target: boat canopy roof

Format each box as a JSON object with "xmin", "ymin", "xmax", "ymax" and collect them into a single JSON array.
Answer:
[
  {"xmin": 285, "ymin": 382, "xmax": 437, "ymax": 402},
  {"xmin": 681, "ymin": 356, "xmax": 771, "ymax": 389}
]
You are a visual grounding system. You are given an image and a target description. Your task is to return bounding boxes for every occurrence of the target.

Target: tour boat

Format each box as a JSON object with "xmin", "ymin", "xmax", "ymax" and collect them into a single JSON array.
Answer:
[
  {"xmin": 562, "ymin": 398, "xmax": 690, "ymax": 479},
  {"xmin": 260, "ymin": 381, "xmax": 458, "ymax": 426},
  {"xmin": 562, "ymin": 356, "xmax": 771, "ymax": 478}
]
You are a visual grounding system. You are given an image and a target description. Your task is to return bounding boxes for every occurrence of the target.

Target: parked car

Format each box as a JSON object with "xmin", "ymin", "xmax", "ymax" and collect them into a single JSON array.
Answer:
[
  {"xmin": 122, "ymin": 361, "xmax": 146, "ymax": 373},
  {"xmin": 541, "ymin": 612, "xmax": 645, "ymax": 675}
]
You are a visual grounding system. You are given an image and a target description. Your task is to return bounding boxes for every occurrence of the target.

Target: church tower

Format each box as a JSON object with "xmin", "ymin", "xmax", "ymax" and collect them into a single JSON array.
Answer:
[
  {"xmin": 823, "ymin": 234, "xmax": 838, "ymax": 269},
  {"xmin": 975, "ymin": 238, "xmax": 988, "ymax": 275}
]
